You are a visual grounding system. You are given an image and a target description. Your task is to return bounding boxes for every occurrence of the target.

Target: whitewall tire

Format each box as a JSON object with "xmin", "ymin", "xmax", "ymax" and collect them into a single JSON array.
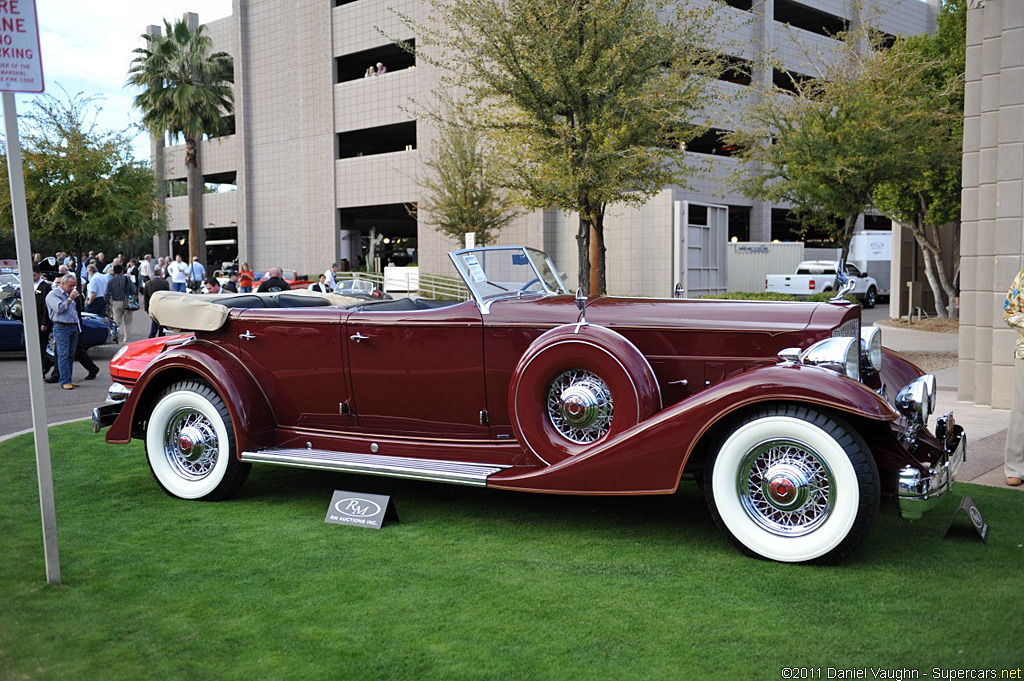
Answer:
[
  {"xmin": 145, "ymin": 380, "xmax": 250, "ymax": 501},
  {"xmin": 704, "ymin": 405, "xmax": 879, "ymax": 564}
]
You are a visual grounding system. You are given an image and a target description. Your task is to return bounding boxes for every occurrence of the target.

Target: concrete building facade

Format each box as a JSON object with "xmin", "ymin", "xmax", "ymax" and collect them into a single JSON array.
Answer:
[
  {"xmin": 958, "ymin": 0, "xmax": 1024, "ymax": 409},
  {"xmin": 149, "ymin": 0, "xmax": 935, "ymax": 298}
]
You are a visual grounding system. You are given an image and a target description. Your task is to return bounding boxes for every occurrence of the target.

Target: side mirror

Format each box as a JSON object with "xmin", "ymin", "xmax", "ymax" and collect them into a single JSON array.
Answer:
[{"xmin": 575, "ymin": 288, "xmax": 586, "ymax": 312}]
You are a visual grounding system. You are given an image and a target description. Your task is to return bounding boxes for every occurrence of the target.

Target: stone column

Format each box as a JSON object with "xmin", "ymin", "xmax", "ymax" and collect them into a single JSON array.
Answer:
[
  {"xmin": 959, "ymin": 0, "xmax": 1024, "ymax": 408},
  {"xmin": 146, "ymin": 24, "xmax": 169, "ymax": 259},
  {"xmin": 748, "ymin": 0, "xmax": 774, "ymax": 242}
]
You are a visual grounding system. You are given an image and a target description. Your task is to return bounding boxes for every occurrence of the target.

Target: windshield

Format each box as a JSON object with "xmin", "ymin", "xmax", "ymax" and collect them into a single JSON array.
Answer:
[
  {"xmin": 0, "ymin": 273, "xmax": 20, "ymax": 294},
  {"xmin": 450, "ymin": 247, "xmax": 568, "ymax": 308}
]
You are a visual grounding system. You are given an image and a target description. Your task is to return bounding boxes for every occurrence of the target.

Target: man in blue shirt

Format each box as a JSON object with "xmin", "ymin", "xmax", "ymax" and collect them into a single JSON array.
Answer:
[
  {"xmin": 86, "ymin": 263, "xmax": 109, "ymax": 316},
  {"xmin": 46, "ymin": 273, "xmax": 81, "ymax": 389}
]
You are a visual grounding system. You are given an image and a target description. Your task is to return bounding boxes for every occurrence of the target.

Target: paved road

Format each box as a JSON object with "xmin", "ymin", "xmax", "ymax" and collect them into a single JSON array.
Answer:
[{"xmin": 2, "ymin": 318, "xmax": 148, "ymax": 438}]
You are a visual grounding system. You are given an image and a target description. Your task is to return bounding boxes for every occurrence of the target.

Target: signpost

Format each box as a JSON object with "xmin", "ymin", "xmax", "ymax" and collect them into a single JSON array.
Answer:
[{"xmin": 2, "ymin": 0, "xmax": 59, "ymax": 584}]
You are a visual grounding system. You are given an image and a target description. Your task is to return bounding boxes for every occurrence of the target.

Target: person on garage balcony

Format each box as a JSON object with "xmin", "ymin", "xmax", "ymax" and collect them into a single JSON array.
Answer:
[{"xmin": 1004, "ymin": 266, "xmax": 1024, "ymax": 487}]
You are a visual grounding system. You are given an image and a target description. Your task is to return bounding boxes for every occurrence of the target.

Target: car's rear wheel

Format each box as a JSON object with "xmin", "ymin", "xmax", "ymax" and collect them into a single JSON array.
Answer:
[
  {"xmin": 704, "ymin": 404, "xmax": 879, "ymax": 564},
  {"xmin": 864, "ymin": 286, "xmax": 877, "ymax": 308},
  {"xmin": 145, "ymin": 379, "xmax": 250, "ymax": 500},
  {"xmin": 509, "ymin": 325, "xmax": 660, "ymax": 465}
]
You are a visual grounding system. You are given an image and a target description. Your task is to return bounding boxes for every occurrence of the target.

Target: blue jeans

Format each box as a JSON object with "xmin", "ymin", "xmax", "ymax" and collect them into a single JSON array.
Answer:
[
  {"xmin": 52, "ymin": 323, "xmax": 79, "ymax": 385},
  {"xmin": 172, "ymin": 282, "xmax": 187, "ymax": 293}
]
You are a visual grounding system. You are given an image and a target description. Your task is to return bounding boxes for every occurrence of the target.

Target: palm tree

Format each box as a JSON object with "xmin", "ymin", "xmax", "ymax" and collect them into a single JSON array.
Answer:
[{"xmin": 128, "ymin": 18, "xmax": 233, "ymax": 263}]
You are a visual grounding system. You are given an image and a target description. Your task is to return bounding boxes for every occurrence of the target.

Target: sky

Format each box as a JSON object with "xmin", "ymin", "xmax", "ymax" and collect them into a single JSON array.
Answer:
[{"xmin": 7, "ymin": 0, "xmax": 233, "ymax": 160}]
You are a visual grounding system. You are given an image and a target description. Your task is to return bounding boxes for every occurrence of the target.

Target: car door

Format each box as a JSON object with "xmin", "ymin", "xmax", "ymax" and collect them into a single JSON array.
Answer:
[
  {"xmin": 344, "ymin": 300, "xmax": 490, "ymax": 439},
  {"xmin": 236, "ymin": 307, "xmax": 354, "ymax": 430}
]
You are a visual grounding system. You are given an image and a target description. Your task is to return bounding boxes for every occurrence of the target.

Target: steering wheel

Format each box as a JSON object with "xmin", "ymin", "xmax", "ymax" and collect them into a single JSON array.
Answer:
[{"xmin": 520, "ymin": 277, "xmax": 542, "ymax": 292}]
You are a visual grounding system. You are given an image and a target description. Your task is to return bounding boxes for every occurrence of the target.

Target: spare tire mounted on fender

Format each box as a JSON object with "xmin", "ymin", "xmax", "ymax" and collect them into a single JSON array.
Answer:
[{"xmin": 509, "ymin": 324, "xmax": 661, "ymax": 466}]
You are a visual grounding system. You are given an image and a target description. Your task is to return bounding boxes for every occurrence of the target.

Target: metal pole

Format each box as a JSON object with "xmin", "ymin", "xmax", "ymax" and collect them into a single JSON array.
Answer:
[{"xmin": 4, "ymin": 91, "xmax": 62, "ymax": 585}]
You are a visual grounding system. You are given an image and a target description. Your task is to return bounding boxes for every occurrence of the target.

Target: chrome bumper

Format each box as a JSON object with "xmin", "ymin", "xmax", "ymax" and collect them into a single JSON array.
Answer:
[
  {"xmin": 897, "ymin": 416, "xmax": 967, "ymax": 520},
  {"xmin": 92, "ymin": 402, "xmax": 123, "ymax": 433}
]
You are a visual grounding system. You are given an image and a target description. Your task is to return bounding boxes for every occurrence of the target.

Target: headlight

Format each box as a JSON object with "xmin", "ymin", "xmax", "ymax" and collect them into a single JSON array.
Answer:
[
  {"xmin": 799, "ymin": 336, "xmax": 860, "ymax": 380},
  {"xmin": 860, "ymin": 326, "xmax": 882, "ymax": 372},
  {"xmin": 895, "ymin": 374, "xmax": 936, "ymax": 426},
  {"xmin": 108, "ymin": 383, "xmax": 131, "ymax": 402},
  {"xmin": 112, "ymin": 345, "xmax": 128, "ymax": 362}
]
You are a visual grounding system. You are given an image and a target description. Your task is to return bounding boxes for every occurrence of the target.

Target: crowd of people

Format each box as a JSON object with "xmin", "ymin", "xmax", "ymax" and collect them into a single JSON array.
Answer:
[{"xmin": 27, "ymin": 251, "xmax": 360, "ymax": 389}]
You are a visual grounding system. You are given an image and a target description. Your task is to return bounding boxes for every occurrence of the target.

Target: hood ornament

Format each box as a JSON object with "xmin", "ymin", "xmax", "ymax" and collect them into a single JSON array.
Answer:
[
  {"xmin": 830, "ymin": 259, "xmax": 856, "ymax": 304},
  {"xmin": 574, "ymin": 288, "xmax": 589, "ymax": 334}
]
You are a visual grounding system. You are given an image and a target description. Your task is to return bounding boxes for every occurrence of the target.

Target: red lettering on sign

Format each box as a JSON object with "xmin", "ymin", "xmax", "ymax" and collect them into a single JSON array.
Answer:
[{"xmin": 0, "ymin": 16, "xmax": 25, "ymax": 32}]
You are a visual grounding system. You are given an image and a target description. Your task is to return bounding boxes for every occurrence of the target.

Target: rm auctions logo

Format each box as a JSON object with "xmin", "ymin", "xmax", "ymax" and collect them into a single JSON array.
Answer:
[{"xmin": 334, "ymin": 497, "xmax": 381, "ymax": 518}]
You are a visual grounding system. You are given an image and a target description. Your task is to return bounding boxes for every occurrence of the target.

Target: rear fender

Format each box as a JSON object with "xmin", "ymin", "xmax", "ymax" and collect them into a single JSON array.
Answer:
[
  {"xmin": 487, "ymin": 363, "xmax": 896, "ymax": 495},
  {"xmin": 105, "ymin": 340, "xmax": 276, "ymax": 455}
]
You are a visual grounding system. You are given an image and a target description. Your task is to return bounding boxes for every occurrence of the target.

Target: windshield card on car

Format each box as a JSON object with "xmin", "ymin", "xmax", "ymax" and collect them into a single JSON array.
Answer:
[
  {"xmin": 464, "ymin": 255, "xmax": 487, "ymax": 283},
  {"xmin": 324, "ymin": 490, "xmax": 399, "ymax": 530}
]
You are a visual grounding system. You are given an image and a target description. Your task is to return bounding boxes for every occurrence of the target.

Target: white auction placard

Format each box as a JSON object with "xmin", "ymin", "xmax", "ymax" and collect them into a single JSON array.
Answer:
[{"xmin": 0, "ymin": 0, "xmax": 43, "ymax": 93}]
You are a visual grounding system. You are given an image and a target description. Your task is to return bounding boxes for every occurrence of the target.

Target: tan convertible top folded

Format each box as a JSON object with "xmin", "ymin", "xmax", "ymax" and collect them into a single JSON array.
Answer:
[{"xmin": 148, "ymin": 289, "xmax": 360, "ymax": 332}]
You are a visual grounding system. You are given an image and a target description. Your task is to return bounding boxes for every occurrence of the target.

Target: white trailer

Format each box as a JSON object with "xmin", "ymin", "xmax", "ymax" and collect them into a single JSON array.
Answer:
[{"xmin": 848, "ymin": 230, "xmax": 892, "ymax": 298}]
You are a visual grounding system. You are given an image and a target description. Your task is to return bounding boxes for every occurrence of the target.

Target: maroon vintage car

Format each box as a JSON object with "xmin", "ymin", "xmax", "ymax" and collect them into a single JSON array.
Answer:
[{"xmin": 94, "ymin": 247, "xmax": 964, "ymax": 564}]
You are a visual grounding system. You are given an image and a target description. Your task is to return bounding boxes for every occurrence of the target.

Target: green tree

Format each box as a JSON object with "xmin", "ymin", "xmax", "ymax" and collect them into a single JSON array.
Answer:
[
  {"xmin": 873, "ymin": 0, "xmax": 965, "ymax": 318},
  {"xmin": 414, "ymin": 108, "xmax": 519, "ymax": 247},
  {"xmin": 399, "ymin": 0, "xmax": 722, "ymax": 294},
  {"xmin": 0, "ymin": 90, "xmax": 164, "ymax": 268},
  {"xmin": 128, "ymin": 18, "xmax": 233, "ymax": 264},
  {"xmin": 728, "ymin": 27, "xmax": 935, "ymax": 264}
]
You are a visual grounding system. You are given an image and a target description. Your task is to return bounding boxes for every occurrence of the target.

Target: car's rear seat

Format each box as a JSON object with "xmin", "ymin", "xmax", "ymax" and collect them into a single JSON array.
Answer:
[{"xmin": 215, "ymin": 294, "xmax": 334, "ymax": 309}]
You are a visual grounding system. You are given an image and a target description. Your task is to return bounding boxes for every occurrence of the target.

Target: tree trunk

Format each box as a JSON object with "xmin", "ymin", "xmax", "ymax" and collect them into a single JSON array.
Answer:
[
  {"xmin": 924, "ymin": 222, "xmax": 958, "ymax": 319},
  {"xmin": 913, "ymin": 215, "xmax": 947, "ymax": 318},
  {"xmin": 184, "ymin": 135, "xmax": 205, "ymax": 265},
  {"xmin": 589, "ymin": 215, "xmax": 606, "ymax": 295},
  {"xmin": 576, "ymin": 214, "xmax": 591, "ymax": 296}
]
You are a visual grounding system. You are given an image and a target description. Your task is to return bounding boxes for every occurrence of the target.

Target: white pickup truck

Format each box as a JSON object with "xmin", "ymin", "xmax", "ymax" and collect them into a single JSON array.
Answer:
[{"xmin": 765, "ymin": 260, "xmax": 879, "ymax": 308}]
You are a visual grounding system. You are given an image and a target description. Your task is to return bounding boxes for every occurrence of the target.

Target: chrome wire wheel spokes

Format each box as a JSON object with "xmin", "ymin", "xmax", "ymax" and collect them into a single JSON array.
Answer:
[
  {"xmin": 738, "ymin": 438, "xmax": 835, "ymax": 537},
  {"xmin": 546, "ymin": 369, "xmax": 614, "ymax": 444},
  {"xmin": 164, "ymin": 408, "xmax": 220, "ymax": 481}
]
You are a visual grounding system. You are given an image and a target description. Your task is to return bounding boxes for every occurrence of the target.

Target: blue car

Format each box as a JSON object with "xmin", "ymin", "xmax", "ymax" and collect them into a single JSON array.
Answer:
[{"xmin": 0, "ymin": 274, "xmax": 118, "ymax": 352}]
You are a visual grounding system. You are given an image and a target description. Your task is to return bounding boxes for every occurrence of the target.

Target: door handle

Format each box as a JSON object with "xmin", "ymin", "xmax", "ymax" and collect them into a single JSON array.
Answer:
[
  {"xmin": 239, "ymin": 330, "xmax": 256, "ymax": 341},
  {"xmin": 349, "ymin": 332, "xmax": 370, "ymax": 343}
]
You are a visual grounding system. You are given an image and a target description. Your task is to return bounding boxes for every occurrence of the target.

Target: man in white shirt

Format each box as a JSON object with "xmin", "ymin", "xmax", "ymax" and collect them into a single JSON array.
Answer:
[
  {"xmin": 167, "ymin": 255, "xmax": 188, "ymax": 292},
  {"xmin": 324, "ymin": 263, "xmax": 339, "ymax": 292},
  {"xmin": 139, "ymin": 254, "xmax": 152, "ymax": 282}
]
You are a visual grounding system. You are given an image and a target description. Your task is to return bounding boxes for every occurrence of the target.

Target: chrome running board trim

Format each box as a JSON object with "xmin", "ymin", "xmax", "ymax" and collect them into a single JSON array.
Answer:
[{"xmin": 240, "ymin": 448, "xmax": 511, "ymax": 487}]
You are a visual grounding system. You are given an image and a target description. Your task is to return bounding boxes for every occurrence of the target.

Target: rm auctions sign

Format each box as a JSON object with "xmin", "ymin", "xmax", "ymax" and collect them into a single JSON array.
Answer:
[{"xmin": 0, "ymin": 0, "xmax": 43, "ymax": 93}]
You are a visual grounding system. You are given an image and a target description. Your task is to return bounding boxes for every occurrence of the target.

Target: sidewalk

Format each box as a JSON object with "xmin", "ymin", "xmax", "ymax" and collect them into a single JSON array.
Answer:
[{"xmin": 875, "ymin": 324, "xmax": 1019, "ymax": 492}]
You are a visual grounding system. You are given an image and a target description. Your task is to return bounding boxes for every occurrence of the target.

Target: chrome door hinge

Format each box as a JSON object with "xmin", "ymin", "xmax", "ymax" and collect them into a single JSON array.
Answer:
[
  {"xmin": 339, "ymin": 400, "xmax": 353, "ymax": 415},
  {"xmin": 479, "ymin": 410, "xmax": 489, "ymax": 425}
]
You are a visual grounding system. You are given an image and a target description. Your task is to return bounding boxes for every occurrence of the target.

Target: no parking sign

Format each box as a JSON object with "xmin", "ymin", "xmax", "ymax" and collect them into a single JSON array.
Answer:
[{"xmin": 0, "ymin": 0, "xmax": 44, "ymax": 93}]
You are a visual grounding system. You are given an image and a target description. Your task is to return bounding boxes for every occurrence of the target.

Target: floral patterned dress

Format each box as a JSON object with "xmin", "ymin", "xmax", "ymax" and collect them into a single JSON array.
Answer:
[{"xmin": 1005, "ymin": 269, "xmax": 1024, "ymax": 359}]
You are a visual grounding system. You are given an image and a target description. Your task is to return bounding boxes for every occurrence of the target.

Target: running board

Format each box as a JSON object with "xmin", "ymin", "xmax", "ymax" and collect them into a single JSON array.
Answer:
[{"xmin": 239, "ymin": 448, "xmax": 511, "ymax": 487}]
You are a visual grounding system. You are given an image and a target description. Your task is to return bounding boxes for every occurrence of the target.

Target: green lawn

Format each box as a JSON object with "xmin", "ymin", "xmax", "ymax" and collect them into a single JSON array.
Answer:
[{"xmin": 1, "ymin": 422, "xmax": 1020, "ymax": 680}]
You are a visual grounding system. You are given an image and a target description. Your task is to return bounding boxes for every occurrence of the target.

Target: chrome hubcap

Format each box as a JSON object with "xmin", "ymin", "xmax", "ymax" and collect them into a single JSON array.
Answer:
[
  {"xmin": 547, "ymin": 369, "xmax": 613, "ymax": 444},
  {"xmin": 164, "ymin": 408, "xmax": 219, "ymax": 480},
  {"xmin": 737, "ymin": 438, "xmax": 834, "ymax": 537}
]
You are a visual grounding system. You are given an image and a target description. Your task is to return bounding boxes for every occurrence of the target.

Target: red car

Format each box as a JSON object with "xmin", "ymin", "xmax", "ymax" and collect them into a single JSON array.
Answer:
[{"xmin": 93, "ymin": 247, "xmax": 965, "ymax": 564}]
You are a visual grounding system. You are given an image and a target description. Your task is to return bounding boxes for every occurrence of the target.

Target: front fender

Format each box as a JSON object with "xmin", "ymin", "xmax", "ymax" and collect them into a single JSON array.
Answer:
[
  {"xmin": 487, "ymin": 363, "xmax": 895, "ymax": 495},
  {"xmin": 105, "ymin": 340, "xmax": 276, "ymax": 455}
]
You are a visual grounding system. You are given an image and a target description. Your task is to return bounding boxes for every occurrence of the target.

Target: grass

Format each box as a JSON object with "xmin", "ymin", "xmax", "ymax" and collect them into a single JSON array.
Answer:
[{"xmin": 1, "ymin": 422, "xmax": 1021, "ymax": 680}]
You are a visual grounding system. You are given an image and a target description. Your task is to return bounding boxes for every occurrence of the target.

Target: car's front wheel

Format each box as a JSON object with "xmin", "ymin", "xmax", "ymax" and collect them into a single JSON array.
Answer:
[
  {"xmin": 145, "ymin": 380, "xmax": 251, "ymax": 500},
  {"xmin": 704, "ymin": 405, "xmax": 879, "ymax": 564}
]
